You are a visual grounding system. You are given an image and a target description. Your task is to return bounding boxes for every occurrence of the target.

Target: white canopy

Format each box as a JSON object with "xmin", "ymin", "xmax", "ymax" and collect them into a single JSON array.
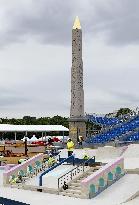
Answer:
[
  {"xmin": 29, "ymin": 135, "xmax": 38, "ymax": 142},
  {"xmin": 0, "ymin": 124, "xmax": 69, "ymax": 132},
  {"xmin": 21, "ymin": 136, "xmax": 30, "ymax": 141}
]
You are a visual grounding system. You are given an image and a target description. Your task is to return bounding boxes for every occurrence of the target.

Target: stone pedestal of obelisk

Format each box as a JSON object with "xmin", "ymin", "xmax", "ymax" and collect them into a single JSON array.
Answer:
[{"xmin": 69, "ymin": 16, "xmax": 86, "ymax": 145}]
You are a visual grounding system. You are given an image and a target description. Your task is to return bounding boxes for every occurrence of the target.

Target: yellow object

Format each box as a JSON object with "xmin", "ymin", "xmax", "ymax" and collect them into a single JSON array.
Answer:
[
  {"xmin": 9, "ymin": 177, "xmax": 17, "ymax": 184},
  {"xmin": 83, "ymin": 154, "xmax": 89, "ymax": 160},
  {"xmin": 18, "ymin": 158, "xmax": 26, "ymax": 163},
  {"xmin": 73, "ymin": 16, "xmax": 81, "ymax": 29},
  {"xmin": 48, "ymin": 157, "xmax": 56, "ymax": 167},
  {"xmin": 67, "ymin": 141, "xmax": 74, "ymax": 151}
]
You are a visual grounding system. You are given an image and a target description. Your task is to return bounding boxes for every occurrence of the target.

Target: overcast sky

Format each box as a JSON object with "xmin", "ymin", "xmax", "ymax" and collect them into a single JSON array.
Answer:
[{"xmin": 0, "ymin": 0, "xmax": 139, "ymax": 118}]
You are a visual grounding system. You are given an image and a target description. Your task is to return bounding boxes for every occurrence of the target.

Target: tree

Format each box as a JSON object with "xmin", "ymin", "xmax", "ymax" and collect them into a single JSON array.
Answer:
[{"xmin": 116, "ymin": 108, "xmax": 132, "ymax": 117}]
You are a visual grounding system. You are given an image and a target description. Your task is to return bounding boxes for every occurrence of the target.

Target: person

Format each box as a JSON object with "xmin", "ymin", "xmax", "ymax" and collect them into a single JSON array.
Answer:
[
  {"xmin": 9, "ymin": 175, "xmax": 23, "ymax": 184},
  {"xmin": 63, "ymin": 181, "xmax": 68, "ymax": 190},
  {"xmin": 16, "ymin": 175, "xmax": 23, "ymax": 183},
  {"xmin": 18, "ymin": 158, "xmax": 27, "ymax": 164},
  {"xmin": 83, "ymin": 153, "xmax": 90, "ymax": 166},
  {"xmin": 67, "ymin": 138, "xmax": 74, "ymax": 157},
  {"xmin": 48, "ymin": 137, "xmax": 53, "ymax": 146},
  {"xmin": 83, "ymin": 153, "xmax": 89, "ymax": 160},
  {"xmin": 78, "ymin": 136, "xmax": 84, "ymax": 148},
  {"xmin": 48, "ymin": 154, "xmax": 56, "ymax": 167}
]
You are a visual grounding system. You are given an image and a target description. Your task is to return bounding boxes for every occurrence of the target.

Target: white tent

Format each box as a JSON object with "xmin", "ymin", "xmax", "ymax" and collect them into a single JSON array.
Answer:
[
  {"xmin": 0, "ymin": 124, "xmax": 69, "ymax": 141},
  {"xmin": 21, "ymin": 136, "xmax": 30, "ymax": 141},
  {"xmin": 29, "ymin": 135, "xmax": 38, "ymax": 142},
  {"xmin": 0, "ymin": 124, "xmax": 69, "ymax": 132}
]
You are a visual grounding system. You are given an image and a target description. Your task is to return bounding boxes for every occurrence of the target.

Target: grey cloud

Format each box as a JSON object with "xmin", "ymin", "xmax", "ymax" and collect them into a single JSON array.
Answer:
[
  {"xmin": 109, "ymin": 90, "xmax": 139, "ymax": 103},
  {"xmin": 85, "ymin": 0, "xmax": 139, "ymax": 45},
  {"xmin": 0, "ymin": 87, "xmax": 30, "ymax": 107},
  {"xmin": 0, "ymin": 0, "xmax": 76, "ymax": 47},
  {"xmin": 1, "ymin": 0, "xmax": 139, "ymax": 47}
]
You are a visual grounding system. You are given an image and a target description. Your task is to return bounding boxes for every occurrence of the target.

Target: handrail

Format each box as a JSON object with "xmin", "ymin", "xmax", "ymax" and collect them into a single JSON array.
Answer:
[
  {"xmin": 39, "ymin": 155, "xmax": 74, "ymax": 186},
  {"xmin": 58, "ymin": 165, "xmax": 80, "ymax": 189},
  {"xmin": 58, "ymin": 156, "xmax": 95, "ymax": 189}
]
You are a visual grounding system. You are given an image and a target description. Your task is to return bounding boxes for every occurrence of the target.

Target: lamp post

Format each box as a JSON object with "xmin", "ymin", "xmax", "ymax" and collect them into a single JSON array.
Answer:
[{"xmin": 24, "ymin": 134, "xmax": 28, "ymax": 156}]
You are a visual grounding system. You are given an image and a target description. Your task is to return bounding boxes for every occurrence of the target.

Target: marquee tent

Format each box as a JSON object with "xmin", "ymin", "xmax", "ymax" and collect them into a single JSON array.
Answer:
[
  {"xmin": 29, "ymin": 135, "xmax": 38, "ymax": 142},
  {"xmin": 21, "ymin": 136, "xmax": 30, "ymax": 141},
  {"xmin": 0, "ymin": 124, "xmax": 69, "ymax": 141},
  {"xmin": 0, "ymin": 124, "xmax": 69, "ymax": 132}
]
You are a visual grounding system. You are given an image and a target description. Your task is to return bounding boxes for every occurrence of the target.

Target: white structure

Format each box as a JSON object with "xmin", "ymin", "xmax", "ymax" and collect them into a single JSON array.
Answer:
[
  {"xmin": 29, "ymin": 135, "xmax": 38, "ymax": 142},
  {"xmin": 0, "ymin": 124, "xmax": 68, "ymax": 141},
  {"xmin": 0, "ymin": 124, "xmax": 68, "ymax": 132},
  {"xmin": 21, "ymin": 136, "xmax": 30, "ymax": 141}
]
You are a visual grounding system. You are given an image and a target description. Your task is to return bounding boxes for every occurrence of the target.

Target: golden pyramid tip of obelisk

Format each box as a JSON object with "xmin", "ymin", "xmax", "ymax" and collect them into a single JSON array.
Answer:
[{"xmin": 73, "ymin": 16, "xmax": 81, "ymax": 29}]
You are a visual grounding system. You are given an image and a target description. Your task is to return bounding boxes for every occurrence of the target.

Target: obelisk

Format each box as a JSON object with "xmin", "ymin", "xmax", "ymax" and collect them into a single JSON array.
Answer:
[{"xmin": 69, "ymin": 16, "xmax": 86, "ymax": 144}]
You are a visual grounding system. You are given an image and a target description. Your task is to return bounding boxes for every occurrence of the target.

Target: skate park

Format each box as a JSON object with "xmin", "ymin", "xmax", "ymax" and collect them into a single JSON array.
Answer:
[{"xmin": 0, "ymin": 9, "xmax": 139, "ymax": 205}]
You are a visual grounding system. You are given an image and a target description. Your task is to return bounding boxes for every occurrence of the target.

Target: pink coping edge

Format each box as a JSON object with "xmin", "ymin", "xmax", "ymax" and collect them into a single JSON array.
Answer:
[
  {"xmin": 82, "ymin": 157, "xmax": 124, "ymax": 184},
  {"xmin": 0, "ymin": 164, "xmax": 15, "ymax": 171},
  {"xmin": 3, "ymin": 153, "xmax": 43, "ymax": 176}
]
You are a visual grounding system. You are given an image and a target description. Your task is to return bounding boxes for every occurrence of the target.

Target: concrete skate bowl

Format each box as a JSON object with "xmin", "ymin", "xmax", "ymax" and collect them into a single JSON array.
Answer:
[
  {"xmin": 95, "ymin": 146, "xmax": 125, "ymax": 162},
  {"xmin": 122, "ymin": 144, "xmax": 139, "ymax": 158},
  {"xmin": 59, "ymin": 147, "xmax": 126, "ymax": 162}
]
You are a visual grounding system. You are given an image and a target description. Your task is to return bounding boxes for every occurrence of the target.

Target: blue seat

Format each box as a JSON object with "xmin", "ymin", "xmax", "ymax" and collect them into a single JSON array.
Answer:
[{"xmin": 86, "ymin": 115, "xmax": 139, "ymax": 144}]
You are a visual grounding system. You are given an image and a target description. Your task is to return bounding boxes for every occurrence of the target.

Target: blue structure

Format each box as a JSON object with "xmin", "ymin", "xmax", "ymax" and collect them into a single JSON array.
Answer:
[
  {"xmin": 87, "ymin": 115, "xmax": 120, "ymax": 126},
  {"xmin": 58, "ymin": 156, "xmax": 95, "ymax": 165},
  {"xmin": 86, "ymin": 115, "xmax": 139, "ymax": 144},
  {"xmin": 123, "ymin": 131, "xmax": 139, "ymax": 142}
]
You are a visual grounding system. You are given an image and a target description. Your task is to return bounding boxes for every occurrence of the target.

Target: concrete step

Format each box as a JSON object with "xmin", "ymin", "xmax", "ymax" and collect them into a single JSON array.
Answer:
[
  {"xmin": 76, "ymin": 179, "xmax": 82, "ymax": 183},
  {"xmin": 70, "ymin": 182, "xmax": 80, "ymax": 186},
  {"xmin": 69, "ymin": 185, "xmax": 81, "ymax": 190},
  {"xmin": 59, "ymin": 192, "xmax": 85, "ymax": 199},
  {"xmin": 64, "ymin": 189, "xmax": 82, "ymax": 194},
  {"xmin": 78, "ymin": 176, "xmax": 86, "ymax": 180},
  {"xmin": 86, "ymin": 172, "xmax": 95, "ymax": 175}
]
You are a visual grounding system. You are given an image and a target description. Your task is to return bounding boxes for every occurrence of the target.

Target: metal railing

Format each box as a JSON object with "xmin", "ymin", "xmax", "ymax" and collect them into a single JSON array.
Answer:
[{"xmin": 58, "ymin": 157, "xmax": 95, "ymax": 190}]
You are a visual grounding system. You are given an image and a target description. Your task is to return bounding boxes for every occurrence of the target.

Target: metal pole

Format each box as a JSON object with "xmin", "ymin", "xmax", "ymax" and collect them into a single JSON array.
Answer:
[
  {"xmin": 77, "ymin": 127, "xmax": 79, "ymax": 147},
  {"xmin": 63, "ymin": 131, "xmax": 64, "ymax": 148},
  {"xmin": 14, "ymin": 132, "xmax": 17, "ymax": 142},
  {"xmin": 25, "ymin": 131, "xmax": 28, "ymax": 156},
  {"xmin": 45, "ymin": 132, "xmax": 46, "ymax": 141}
]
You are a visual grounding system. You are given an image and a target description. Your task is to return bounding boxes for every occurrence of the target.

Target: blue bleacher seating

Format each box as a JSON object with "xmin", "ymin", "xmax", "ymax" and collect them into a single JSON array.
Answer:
[
  {"xmin": 87, "ymin": 115, "xmax": 120, "ymax": 126},
  {"xmin": 86, "ymin": 116, "xmax": 139, "ymax": 144}
]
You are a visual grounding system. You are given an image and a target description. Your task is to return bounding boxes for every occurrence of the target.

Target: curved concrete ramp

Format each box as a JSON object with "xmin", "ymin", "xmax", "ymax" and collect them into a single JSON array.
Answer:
[
  {"xmin": 123, "ymin": 196, "xmax": 139, "ymax": 205},
  {"xmin": 92, "ymin": 174, "xmax": 139, "ymax": 205}
]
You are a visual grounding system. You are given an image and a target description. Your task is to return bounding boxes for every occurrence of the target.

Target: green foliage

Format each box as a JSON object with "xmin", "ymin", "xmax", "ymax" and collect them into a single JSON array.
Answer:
[
  {"xmin": 0, "ymin": 115, "xmax": 68, "ymax": 127},
  {"xmin": 0, "ymin": 115, "xmax": 69, "ymax": 139},
  {"xmin": 116, "ymin": 108, "xmax": 132, "ymax": 117}
]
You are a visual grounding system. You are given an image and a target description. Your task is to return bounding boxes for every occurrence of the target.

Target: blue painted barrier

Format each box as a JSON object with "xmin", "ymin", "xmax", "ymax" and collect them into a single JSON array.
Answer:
[
  {"xmin": 59, "ymin": 156, "xmax": 95, "ymax": 165},
  {"xmin": 0, "ymin": 197, "xmax": 30, "ymax": 205},
  {"xmin": 39, "ymin": 155, "xmax": 74, "ymax": 186}
]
